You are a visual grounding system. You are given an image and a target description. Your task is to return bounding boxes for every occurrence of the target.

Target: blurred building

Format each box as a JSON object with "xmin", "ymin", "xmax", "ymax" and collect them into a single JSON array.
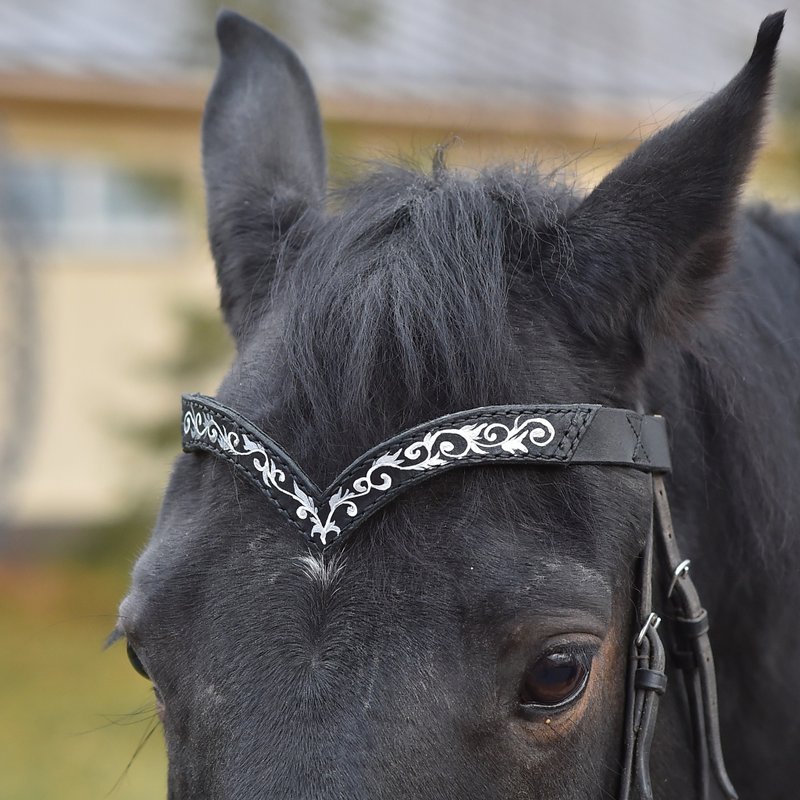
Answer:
[{"xmin": 0, "ymin": 0, "xmax": 797, "ymax": 540}]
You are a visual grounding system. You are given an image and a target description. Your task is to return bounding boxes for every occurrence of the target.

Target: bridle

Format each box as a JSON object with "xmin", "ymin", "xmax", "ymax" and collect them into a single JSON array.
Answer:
[
  {"xmin": 620, "ymin": 475, "xmax": 737, "ymax": 800},
  {"xmin": 181, "ymin": 393, "xmax": 737, "ymax": 800}
]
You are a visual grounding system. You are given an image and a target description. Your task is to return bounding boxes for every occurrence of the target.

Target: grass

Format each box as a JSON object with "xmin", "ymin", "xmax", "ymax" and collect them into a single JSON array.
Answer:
[{"xmin": 0, "ymin": 560, "xmax": 167, "ymax": 799}]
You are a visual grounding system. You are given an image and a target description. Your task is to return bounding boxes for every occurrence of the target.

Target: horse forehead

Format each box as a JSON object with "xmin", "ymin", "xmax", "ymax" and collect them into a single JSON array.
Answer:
[
  {"xmin": 127, "ymin": 515, "xmax": 605, "ymax": 623},
  {"xmin": 126, "ymin": 448, "xmax": 637, "ymax": 637},
  {"xmin": 296, "ymin": 551, "xmax": 339, "ymax": 580}
]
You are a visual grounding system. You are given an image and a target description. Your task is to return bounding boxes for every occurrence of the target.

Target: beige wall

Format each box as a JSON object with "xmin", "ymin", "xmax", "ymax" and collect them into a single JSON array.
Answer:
[
  {"xmin": 3, "ymin": 82, "xmax": 795, "ymax": 528},
  {"xmin": 4, "ymin": 91, "xmax": 214, "ymax": 525}
]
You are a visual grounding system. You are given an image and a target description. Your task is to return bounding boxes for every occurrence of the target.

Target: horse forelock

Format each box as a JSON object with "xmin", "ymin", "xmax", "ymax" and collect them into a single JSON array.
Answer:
[{"xmin": 238, "ymin": 163, "xmax": 583, "ymax": 480}]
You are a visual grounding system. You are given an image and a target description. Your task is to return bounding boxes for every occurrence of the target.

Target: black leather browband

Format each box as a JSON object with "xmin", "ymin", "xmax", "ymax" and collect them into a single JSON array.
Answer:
[{"xmin": 181, "ymin": 394, "xmax": 671, "ymax": 547}]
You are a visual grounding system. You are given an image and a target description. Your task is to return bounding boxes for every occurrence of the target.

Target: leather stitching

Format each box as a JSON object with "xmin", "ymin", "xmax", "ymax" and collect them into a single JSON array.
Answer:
[
  {"xmin": 564, "ymin": 409, "xmax": 593, "ymax": 460},
  {"xmin": 626, "ymin": 412, "xmax": 650, "ymax": 465},
  {"xmin": 184, "ymin": 439, "xmax": 309, "ymax": 536}
]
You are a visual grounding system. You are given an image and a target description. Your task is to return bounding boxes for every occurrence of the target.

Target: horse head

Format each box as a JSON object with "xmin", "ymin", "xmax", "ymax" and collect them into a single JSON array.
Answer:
[{"xmin": 118, "ymin": 11, "xmax": 785, "ymax": 798}]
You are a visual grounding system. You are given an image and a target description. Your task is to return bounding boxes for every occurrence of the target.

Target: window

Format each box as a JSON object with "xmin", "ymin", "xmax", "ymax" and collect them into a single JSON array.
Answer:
[{"xmin": 10, "ymin": 158, "xmax": 189, "ymax": 257}]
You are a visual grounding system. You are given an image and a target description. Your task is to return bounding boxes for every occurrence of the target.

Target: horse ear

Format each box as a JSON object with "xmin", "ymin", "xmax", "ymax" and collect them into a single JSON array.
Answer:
[
  {"xmin": 566, "ymin": 12, "xmax": 784, "ymax": 349},
  {"xmin": 202, "ymin": 10, "xmax": 326, "ymax": 341}
]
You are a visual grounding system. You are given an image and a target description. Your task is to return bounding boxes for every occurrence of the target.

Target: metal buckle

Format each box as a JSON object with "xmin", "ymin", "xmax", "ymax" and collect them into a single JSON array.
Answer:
[
  {"xmin": 667, "ymin": 558, "xmax": 691, "ymax": 599},
  {"xmin": 636, "ymin": 612, "xmax": 662, "ymax": 646}
]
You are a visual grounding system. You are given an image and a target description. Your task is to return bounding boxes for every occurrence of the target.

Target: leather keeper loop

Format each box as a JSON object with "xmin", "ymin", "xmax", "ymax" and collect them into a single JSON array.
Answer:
[
  {"xmin": 671, "ymin": 648, "xmax": 697, "ymax": 671},
  {"xmin": 675, "ymin": 609, "xmax": 710, "ymax": 640},
  {"xmin": 635, "ymin": 667, "xmax": 668, "ymax": 695}
]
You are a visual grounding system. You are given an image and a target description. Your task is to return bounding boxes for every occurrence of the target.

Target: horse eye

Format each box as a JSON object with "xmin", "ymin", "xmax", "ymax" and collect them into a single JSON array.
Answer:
[
  {"xmin": 518, "ymin": 650, "xmax": 590, "ymax": 709},
  {"xmin": 127, "ymin": 641, "xmax": 150, "ymax": 680}
]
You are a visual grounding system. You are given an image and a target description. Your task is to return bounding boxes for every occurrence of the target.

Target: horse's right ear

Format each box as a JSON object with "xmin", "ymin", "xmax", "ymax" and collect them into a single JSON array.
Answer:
[
  {"xmin": 202, "ymin": 10, "xmax": 326, "ymax": 342},
  {"xmin": 565, "ymin": 11, "xmax": 784, "ymax": 354}
]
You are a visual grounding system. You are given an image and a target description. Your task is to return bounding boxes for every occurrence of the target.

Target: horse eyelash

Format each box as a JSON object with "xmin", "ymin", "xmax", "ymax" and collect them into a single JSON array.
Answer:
[
  {"xmin": 539, "ymin": 642, "xmax": 598, "ymax": 667},
  {"xmin": 104, "ymin": 626, "xmax": 125, "ymax": 650}
]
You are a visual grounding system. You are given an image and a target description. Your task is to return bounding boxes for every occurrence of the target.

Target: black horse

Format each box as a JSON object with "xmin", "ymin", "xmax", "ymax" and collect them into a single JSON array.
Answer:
[{"xmin": 117, "ymin": 10, "xmax": 799, "ymax": 799}]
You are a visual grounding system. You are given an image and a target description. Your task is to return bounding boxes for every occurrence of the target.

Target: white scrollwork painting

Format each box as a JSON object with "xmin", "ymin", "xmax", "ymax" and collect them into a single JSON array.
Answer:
[
  {"xmin": 184, "ymin": 409, "xmax": 322, "ymax": 522},
  {"xmin": 184, "ymin": 407, "xmax": 557, "ymax": 545}
]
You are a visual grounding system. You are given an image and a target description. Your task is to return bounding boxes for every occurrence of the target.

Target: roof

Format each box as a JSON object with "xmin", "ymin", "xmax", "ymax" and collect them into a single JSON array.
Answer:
[{"xmin": 0, "ymin": 0, "xmax": 797, "ymax": 123}]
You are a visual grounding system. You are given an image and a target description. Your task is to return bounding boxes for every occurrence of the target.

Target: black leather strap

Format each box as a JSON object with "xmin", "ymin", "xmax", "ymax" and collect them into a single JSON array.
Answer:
[
  {"xmin": 633, "ymin": 626, "xmax": 667, "ymax": 800},
  {"xmin": 182, "ymin": 394, "xmax": 671, "ymax": 546},
  {"xmin": 619, "ymin": 475, "xmax": 737, "ymax": 800},
  {"xmin": 635, "ymin": 668, "xmax": 668, "ymax": 694},
  {"xmin": 674, "ymin": 610, "xmax": 710, "ymax": 640},
  {"xmin": 571, "ymin": 408, "xmax": 671, "ymax": 472},
  {"xmin": 619, "ymin": 504, "xmax": 668, "ymax": 800},
  {"xmin": 653, "ymin": 475, "xmax": 738, "ymax": 800}
]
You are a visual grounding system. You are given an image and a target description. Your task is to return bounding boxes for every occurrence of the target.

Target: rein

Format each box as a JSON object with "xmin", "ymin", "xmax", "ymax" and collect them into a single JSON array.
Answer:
[{"xmin": 181, "ymin": 393, "xmax": 736, "ymax": 800}]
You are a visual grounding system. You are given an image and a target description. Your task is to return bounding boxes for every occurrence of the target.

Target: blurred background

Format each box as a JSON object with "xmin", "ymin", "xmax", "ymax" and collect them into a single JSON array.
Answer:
[{"xmin": 0, "ymin": 0, "xmax": 797, "ymax": 796}]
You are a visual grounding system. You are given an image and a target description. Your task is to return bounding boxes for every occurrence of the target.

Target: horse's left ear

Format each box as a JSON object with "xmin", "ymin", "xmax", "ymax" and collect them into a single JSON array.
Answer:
[
  {"xmin": 202, "ymin": 10, "xmax": 327, "ymax": 342},
  {"xmin": 567, "ymin": 12, "xmax": 785, "ymax": 348}
]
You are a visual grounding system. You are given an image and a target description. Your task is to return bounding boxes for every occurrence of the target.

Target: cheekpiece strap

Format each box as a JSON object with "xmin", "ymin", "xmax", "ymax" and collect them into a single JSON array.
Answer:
[{"xmin": 181, "ymin": 394, "xmax": 671, "ymax": 547}]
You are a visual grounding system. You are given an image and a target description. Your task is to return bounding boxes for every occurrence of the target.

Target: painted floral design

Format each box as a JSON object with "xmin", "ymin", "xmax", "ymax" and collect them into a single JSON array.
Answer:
[{"xmin": 184, "ymin": 405, "xmax": 556, "ymax": 546}]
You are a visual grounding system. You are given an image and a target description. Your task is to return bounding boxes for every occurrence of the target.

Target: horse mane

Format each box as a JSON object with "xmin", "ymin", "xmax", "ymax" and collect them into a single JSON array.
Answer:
[
  {"xmin": 648, "ymin": 203, "xmax": 800, "ymax": 573},
  {"xmin": 271, "ymin": 161, "xmax": 578, "ymax": 472}
]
